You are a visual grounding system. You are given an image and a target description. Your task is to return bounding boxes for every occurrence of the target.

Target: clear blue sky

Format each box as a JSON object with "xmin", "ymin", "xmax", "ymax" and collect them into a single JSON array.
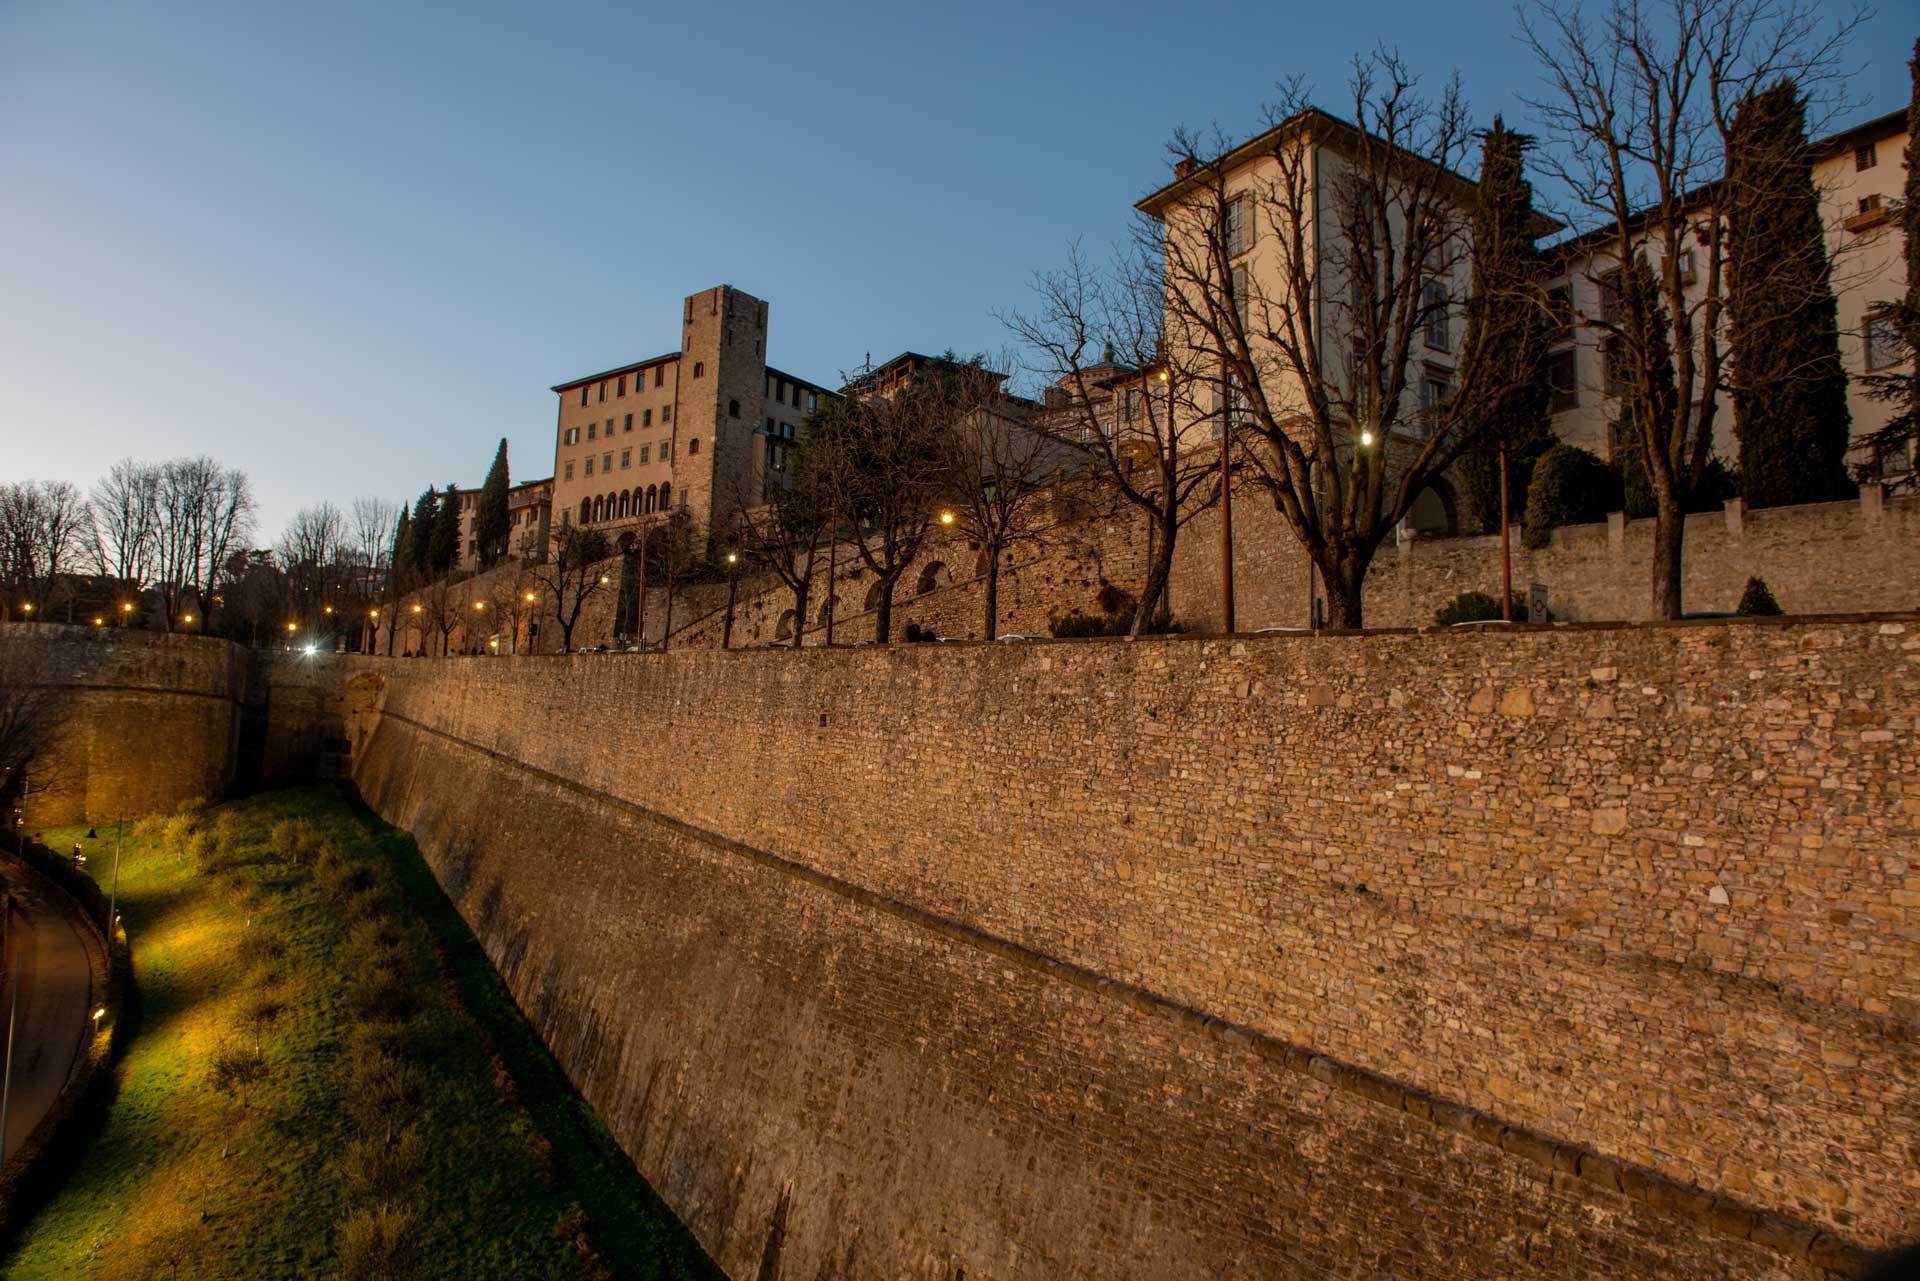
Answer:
[{"xmin": 1, "ymin": 0, "xmax": 1908, "ymax": 540}]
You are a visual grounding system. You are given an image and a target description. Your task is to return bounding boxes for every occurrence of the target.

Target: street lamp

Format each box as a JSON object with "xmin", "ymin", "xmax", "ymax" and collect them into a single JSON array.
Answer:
[
  {"xmin": 182, "ymin": 614, "xmax": 194, "ymax": 625},
  {"xmin": 286, "ymin": 622, "xmax": 297, "ymax": 633},
  {"xmin": 19, "ymin": 603, "xmax": 30, "ymax": 616},
  {"xmin": 939, "ymin": 510, "xmax": 955, "ymax": 526},
  {"xmin": 93, "ymin": 617, "xmax": 104, "ymax": 626},
  {"xmin": 721, "ymin": 551, "xmax": 743, "ymax": 648},
  {"xmin": 1359, "ymin": 429, "xmax": 1374, "ymax": 447}
]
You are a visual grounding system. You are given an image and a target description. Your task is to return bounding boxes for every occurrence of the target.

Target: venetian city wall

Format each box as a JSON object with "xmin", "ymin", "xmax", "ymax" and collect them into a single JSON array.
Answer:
[
  {"xmin": 2, "ymin": 624, "xmax": 249, "ymax": 826},
  {"xmin": 332, "ymin": 617, "xmax": 1915, "ymax": 1279}
]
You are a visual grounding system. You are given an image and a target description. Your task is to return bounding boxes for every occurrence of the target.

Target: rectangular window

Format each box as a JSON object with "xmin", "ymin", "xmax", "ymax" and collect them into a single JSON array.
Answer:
[
  {"xmin": 624, "ymin": 413, "xmax": 632, "ymax": 431},
  {"xmin": 1856, "ymin": 144, "xmax": 1877, "ymax": 171},
  {"xmin": 1422, "ymin": 281, "xmax": 1449, "ymax": 351},
  {"xmin": 1544, "ymin": 284, "xmax": 1573, "ymax": 331},
  {"xmin": 1598, "ymin": 268, "xmax": 1622, "ymax": 325},
  {"xmin": 603, "ymin": 452, "xmax": 612, "ymax": 472},
  {"xmin": 564, "ymin": 461, "xmax": 574, "ymax": 480},
  {"xmin": 1547, "ymin": 349, "xmax": 1578, "ymax": 412},
  {"xmin": 584, "ymin": 457, "xmax": 595, "ymax": 477},
  {"xmin": 1230, "ymin": 265, "xmax": 1249, "ymax": 324},
  {"xmin": 605, "ymin": 418, "xmax": 613, "ymax": 435},
  {"xmin": 1417, "ymin": 367, "xmax": 1451, "ymax": 437},
  {"xmin": 1225, "ymin": 196, "xmax": 1250, "ymax": 256},
  {"xmin": 767, "ymin": 416, "xmax": 777, "ymax": 434},
  {"xmin": 1859, "ymin": 193, "xmax": 1883, "ymax": 216},
  {"xmin": 662, "ymin": 404, "xmax": 672, "ymax": 422},
  {"xmin": 807, "ymin": 391, "xmax": 818, "ymax": 411},
  {"xmin": 598, "ymin": 382, "xmax": 606, "ymax": 402},
  {"xmin": 1603, "ymin": 335, "xmax": 1629, "ymax": 397},
  {"xmin": 655, "ymin": 366, "xmax": 664, "ymax": 387},
  {"xmin": 1866, "ymin": 310, "xmax": 1903, "ymax": 370},
  {"xmin": 580, "ymin": 388, "xmax": 588, "ymax": 406},
  {"xmin": 1123, "ymin": 388, "xmax": 1142, "ymax": 423},
  {"xmin": 643, "ymin": 408, "xmax": 653, "ymax": 427},
  {"xmin": 1675, "ymin": 249, "xmax": 1696, "ymax": 286},
  {"xmin": 661, "ymin": 441, "xmax": 671, "ymax": 460},
  {"xmin": 587, "ymin": 422, "xmax": 597, "ymax": 440},
  {"xmin": 640, "ymin": 444, "xmax": 650, "ymax": 465},
  {"xmin": 618, "ymin": 376, "xmax": 626, "ymax": 396},
  {"xmin": 621, "ymin": 449, "xmax": 631, "ymax": 468}
]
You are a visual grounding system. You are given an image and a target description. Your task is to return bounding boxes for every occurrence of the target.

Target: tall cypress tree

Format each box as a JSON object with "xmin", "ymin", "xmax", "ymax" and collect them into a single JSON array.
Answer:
[
  {"xmin": 429, "ymin": 482, "xmax": 461, "ymax": 575},
  {"xmin": 474, "ymin": 439, "xmax": 511, "ymax": 570},
  {"xmin": 1863, "ymin": 39, "xmax": 1920, "ymax": 477},
  {"xmin": 1726, "ymin": 81, "xmax": 1851, "ymax": 507},
  {"xmin": 1456, "ymin": 117, "xmax": 1553, "ymax": 535},
  {"xmin": 408, "ymin": 487, "xmax": 438, "ymax": 580},
  {"xmin": 389, "ymin": 509, "xmax": 412, "ymax": 593}
]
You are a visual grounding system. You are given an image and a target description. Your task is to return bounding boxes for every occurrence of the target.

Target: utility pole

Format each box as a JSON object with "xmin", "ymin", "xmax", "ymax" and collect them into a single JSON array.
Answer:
[
  {"xmin": 1219, "ymin": 364, "xmax": 1236, "ymax": 634},
  {"xmin": 1499, "ymin": 444, "xmax": 1513, "ymax": 622}
]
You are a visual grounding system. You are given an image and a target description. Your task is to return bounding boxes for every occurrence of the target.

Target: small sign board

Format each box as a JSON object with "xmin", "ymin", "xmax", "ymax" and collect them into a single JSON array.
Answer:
[{"xmin": 1527, "ymin": 583, "xmax": 1550, "ymax": 624}]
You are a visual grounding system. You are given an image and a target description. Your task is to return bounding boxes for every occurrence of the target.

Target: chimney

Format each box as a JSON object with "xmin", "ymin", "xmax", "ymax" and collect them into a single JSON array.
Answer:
[{"xmin": 1174, "ymin": 158, "xmax": 1198, "ymax": 180}]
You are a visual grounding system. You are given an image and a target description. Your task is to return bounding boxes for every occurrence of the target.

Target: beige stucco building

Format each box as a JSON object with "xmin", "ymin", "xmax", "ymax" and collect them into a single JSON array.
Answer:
[
  {"xmin": 547, "ymin": 285, "xmax": 836, "ymax": 552},
  {"xmin": 1541, "ymin": 108, "xmax": 1911, "ymax": 479},
  {"xmin": 453, "ymin": 477, "xmax": 553, "ymax": 574},
  {"xmin": 1135, "ymin": 109, "xmax": 1482, "ymax": 536}
]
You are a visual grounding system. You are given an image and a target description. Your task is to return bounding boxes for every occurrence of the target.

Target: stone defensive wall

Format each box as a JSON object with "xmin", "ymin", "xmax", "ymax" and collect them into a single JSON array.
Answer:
[
  {"xmin": 331, "ymin": 616, "xmax": 1916, "ymax": 1278},
  {"xmin": 2, "ymin": 623, "xmax": 248, "ymax": 826}
]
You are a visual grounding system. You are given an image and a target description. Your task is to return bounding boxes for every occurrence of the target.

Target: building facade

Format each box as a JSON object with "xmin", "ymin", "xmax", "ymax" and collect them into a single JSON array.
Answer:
[
  {"xmin": 1541, "ymin": 108, "xmax": 1912, "ymax": 479},
  {"xmin": 454, "ymin": 477, "xmax": 553, "ymax": 574},
  {"xmin": 547, "ymin": 285, "xmax": 835, "ymax": 552}
]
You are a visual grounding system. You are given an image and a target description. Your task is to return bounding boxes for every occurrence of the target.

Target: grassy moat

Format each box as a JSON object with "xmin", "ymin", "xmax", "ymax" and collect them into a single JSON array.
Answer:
[{"xmin": 4, "ymin": 784, "xmax": 719, "ymax": 1281}]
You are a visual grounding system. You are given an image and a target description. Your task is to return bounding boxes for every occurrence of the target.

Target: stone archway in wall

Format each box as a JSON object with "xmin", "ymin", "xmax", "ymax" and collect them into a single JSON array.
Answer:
[
  {"xmin": 915, "ymin": 561, "xmax": 948, "ymax": 596},
  {"xmin": 775, "ymin": 610, "xmax": 795, "ymax": 642},
  {"xmin": 1407, "ymin": 478, "xmax": 1460, "ymax": 538}
]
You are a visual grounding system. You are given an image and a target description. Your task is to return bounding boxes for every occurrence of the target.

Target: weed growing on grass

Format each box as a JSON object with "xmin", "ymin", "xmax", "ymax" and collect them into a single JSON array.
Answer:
[
  {"xmin": 336, "ymin": 1204, "xmax": 420, "ymax": 1281},
  {"xmin": 337, "ymin": 1126, "xmax": 426, "ymax": 1200}
]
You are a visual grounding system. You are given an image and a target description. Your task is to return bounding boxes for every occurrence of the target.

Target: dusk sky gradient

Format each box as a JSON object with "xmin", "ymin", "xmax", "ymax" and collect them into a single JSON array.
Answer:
[{"xmin": 1, "ymin": 0, "xmax": 1909, "ymax": 539}]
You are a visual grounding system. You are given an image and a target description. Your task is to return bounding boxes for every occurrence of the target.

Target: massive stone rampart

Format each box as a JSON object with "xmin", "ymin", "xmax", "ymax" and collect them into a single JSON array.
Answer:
[
  {"xmin": 2, "ymin": 624, "xmax": 248, "ymax": 825},
  {"xmin": 339, "ymin": 617, "xmax": 1918, "ymax": 1277}
]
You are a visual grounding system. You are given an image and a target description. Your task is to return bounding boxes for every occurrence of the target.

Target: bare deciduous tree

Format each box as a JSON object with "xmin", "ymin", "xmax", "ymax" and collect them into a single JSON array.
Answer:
[
  {"xmin": 1520, "ymin": 0, "xmax": 1860, "ymax": 617},
  {"xmin": 89, "ymin": 459, "xmax": 159, "ymax": 587},
  {"xmin": 0, "ymin": 480, "xmax": 92, "ymax": 620},
  {"xmin": 1007, "ymin": 243, "xmax": 1219, "ymax": 635},
  {"xmin": 730, "ymin": 445, "xmax": 833, "ymax": 649},
  {"xmin": 151, "ymin": 458, "xmax": 254, "ymax": 632},
  {"xmin": 812, "ymin": 367, "xmax": 957, "ymax": 642},
  {"xmin": 933, "ymin": 358, "xmax": 1074, "ymax": 639},
  {"xmin": 528, "ymin": 528, "xmax": 612, "ymax": 653},
  {"xmin": 1148, "ymin": 52, "xmax": 1547, "ymax": 628}
]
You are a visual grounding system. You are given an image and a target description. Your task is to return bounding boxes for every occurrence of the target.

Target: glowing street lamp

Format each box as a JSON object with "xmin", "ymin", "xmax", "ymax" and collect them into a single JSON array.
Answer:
[
  {"xmin": 286, "ymin": 622, "xmax": 297, "ymax": 634},
  {"xmin": 411, "ymin": 604, "xmax": 422, "ymax": 614},
  {"xmin": 523, "ymin": 592, "xmax": 535, "ymax": 603},
  {"xmin": 472, "ymin": 601, "xmax": 485, "ymax": 611},
  {"xmin": 939, "ymin": 510, "xmax": 955, "ymax": 526},
  {"xmin": 93, "ymin": 616, "xmax": 104, "ymax": 626},
  {"xmin": 1359, "ymin": 429, "xmax": 1374, "ymax": 447},
  {"xmin": 182, "ymin": 614, "xmax": 194, "ymax": 625},
  {"xmin": 19, "ymin": 603, "xmax": 31, "ymax": 616}
]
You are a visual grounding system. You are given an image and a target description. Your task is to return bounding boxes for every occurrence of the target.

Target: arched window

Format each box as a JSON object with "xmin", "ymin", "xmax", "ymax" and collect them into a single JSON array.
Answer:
[
  {"xmin": 591, "ymin": 496, "xmax": 604, "ymax": 523},
  {"xmin": 915, "ymin": 561, "xmax": 947, "ymax": 596},
  {"xmin": 645, "ymin": 484, "xmax": 658, "ymax": 513},
  {"xmin": 775, "ymin": 609, "xmax": 795, "ymax": 641},
  {"xmin": 817, "ymin": 600, "xmax": 832, "ymax": 625},
  {"xmin": 660, "ymin": 481, "xmax": 672, "ymax": 508},
  {"xmin": 693, "ymin": 361, "xmax": 704, "ymax": 378},
  {"xmin": 579, "ymin": 498, "xmax": 591, "ymax": 524},
  {"xmin": 687, "ymin": 437, "xmax": 700, "ymax": 456},
  {"xmin": 863, "ymin": 582, "xmax": 883, "ymax": 612},
  {"xmin": 617, "ymin": 491, "xmax": 630, "ymax": 519}
]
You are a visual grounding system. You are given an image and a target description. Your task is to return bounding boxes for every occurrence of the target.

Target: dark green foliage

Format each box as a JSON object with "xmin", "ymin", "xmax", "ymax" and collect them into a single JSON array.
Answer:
[
  {"xmin": 1726, "ymin": 82, "xmax": 1852, "ymax": 506},
  {"xmin": 1611, "ymin": 255, "xmax": 1679, "ymax": 491},
  {"xmin": 475, "ymin": 439, "xmax": 511, "ymax": 570},
  {"xmin": 1861, "ymin": 40, "xmax": 1920, "ymax": 479},
  {"xmin": 428, "ymin": 483, "xmax": 461, "ymax": 576},
  {"xmin": 388, "ymin": 510, "xmax": 411, "ymax": 594},
  {"xmin": 1621, "ymin": 439, "xmax": 1738, "ymax": 518},
  {"xmin": 1522, "ymin": 444, "xmax": 1619, "ymax": 547},
  {"xmin": 1456, "ymin": 117, "xmax": 1554, "ymax": 534},
  {"xmin": 406, "ymin": 488, "xmax": 438, "ymax": 581},
  {"xmin": 1050, "ymin": 612, "xmax": 1132, "ymax": 638},
  {"xmin": 1434, "ymin": 591, "xmax": 1527, "ymax": 626},
  {"xmin": 1738, "ymin": 576, "xmax": 1783, "ymax": 616}
]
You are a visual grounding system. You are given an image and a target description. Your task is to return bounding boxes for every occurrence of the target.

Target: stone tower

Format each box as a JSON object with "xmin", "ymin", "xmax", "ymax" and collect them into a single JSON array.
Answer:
[{"xmin": 672, "ymin": 285, "xmax": 769, "ymax": 549}]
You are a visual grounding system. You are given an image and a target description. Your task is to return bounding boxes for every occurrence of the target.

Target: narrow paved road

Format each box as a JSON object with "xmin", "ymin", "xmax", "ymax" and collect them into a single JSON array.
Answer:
[{"xmin": 0, "ymin": 864, "xmax": 94, "ymax": 1164}]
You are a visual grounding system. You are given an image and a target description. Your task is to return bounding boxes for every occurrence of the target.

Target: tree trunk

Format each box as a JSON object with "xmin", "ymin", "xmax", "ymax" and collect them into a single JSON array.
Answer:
[
  {"xmin": 1650, "ymin": 501, "xmax": 1685, "ymax": 620},
  {"xmin": 982, "ymin": 550, "xmax": 1001, "ymax": 640},
  {"xmin": 1130, "ymin": 512, "xmax": 1178, "ymax": 637},
  {"xmin": 790, "ymin": 579, "xmax": 810, "ymax": 650}
]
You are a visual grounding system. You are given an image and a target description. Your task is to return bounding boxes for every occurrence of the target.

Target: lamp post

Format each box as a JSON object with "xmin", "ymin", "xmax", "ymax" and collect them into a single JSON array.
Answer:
[{"xmin": 721, "ymin": 552, "xmax": 739, "ymax": 649}]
